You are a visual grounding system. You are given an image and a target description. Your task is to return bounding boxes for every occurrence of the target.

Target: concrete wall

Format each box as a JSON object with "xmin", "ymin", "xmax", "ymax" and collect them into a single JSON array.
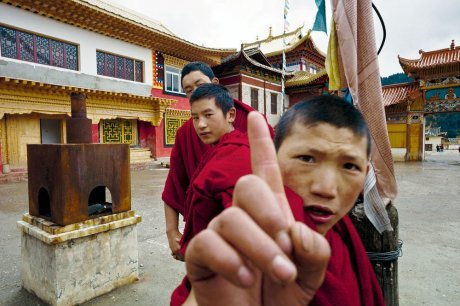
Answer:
[{"xmin": 0, "ymin": 4, "xmax": 153, "ymax": 95}]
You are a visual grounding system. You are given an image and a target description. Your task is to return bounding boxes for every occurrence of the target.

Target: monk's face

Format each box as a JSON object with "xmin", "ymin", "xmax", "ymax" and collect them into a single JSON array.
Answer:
[
  {"xmin": 277, "ymin": 121, "xmax": 369, "ymax": 235},
  {"xmin": 182, "ymin": 71, "xmax": 219, "ymax": 98},
  {"xmin": 191, "ymin": 98, "xmax": 235, "ymax": 145}
]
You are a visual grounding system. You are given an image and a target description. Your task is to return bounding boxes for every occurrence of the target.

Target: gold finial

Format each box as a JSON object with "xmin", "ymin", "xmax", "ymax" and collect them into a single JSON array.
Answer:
[
  {"xmin": 268, "ymin": 26, "xmax": 273, "ymax": 38},
  {"xmin": 450, "ymin": 40, "xmax": 455, "ymax": 50}
]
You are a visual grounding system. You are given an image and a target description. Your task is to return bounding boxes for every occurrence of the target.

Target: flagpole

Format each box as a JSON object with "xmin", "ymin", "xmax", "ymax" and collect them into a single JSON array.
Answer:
[{"xmin": 281, "ymin": 0, "xmax": 289, "ymax": 114}]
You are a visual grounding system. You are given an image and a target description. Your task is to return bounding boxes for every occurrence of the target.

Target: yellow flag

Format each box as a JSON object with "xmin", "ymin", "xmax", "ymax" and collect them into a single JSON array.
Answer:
[{"xmin": 325, "ymin": 19, "xmax": 340, "ymax": 91}]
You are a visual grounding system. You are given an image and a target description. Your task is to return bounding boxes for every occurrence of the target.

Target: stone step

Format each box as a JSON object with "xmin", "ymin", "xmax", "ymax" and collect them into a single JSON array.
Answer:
[
  {"xmin": 130, "ymin": 148, "xmax": 154, "ymax": 164},
  {"xmin": 130, "ymin": 148, "xmax": 151, "ymax": 159},
  {"xmin": 0, "ymin": 171, "xmax": 28, "ymax": 183}
]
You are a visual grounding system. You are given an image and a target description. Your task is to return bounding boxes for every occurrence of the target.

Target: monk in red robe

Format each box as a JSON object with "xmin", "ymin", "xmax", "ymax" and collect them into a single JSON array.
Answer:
[
  {"xmin": 183, "ymin": 95, "xmax": 385, "ymax": 306},
  {"xmin": 170, "ymin": 83, "xmax": 256, "ymax": 306},
  {"xmin": 162, "ymin": 62, "xmax": 272, "ymax": 261}
]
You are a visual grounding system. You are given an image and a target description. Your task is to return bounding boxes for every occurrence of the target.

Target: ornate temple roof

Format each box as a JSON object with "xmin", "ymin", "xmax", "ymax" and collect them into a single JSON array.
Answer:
[
  {"xmin": 285, "ymin": 69, "xmax": 327, "ymax": 88},
  {"xmin": 398, "ymin": 40, "xmax": 460, "ymax": 79},
  {"xmin": 219, "ymin": 47, "xmax": 285, "ymax": 75},
  {"xmin": 1, "ymin": 0, "xmax": 235, "ymax": 65},
  {"xmin": 382, "ymin": 82, "xmax": 420, "ymax": 106},
  {"xmin": 242, "ymin": 25, "xmax": 325, "ymax": 58}
]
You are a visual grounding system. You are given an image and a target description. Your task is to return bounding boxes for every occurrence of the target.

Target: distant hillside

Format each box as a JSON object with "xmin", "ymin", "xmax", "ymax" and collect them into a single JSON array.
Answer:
[{"xmin": 381, "ymin": 73, "xmax": 413, "ymax": 86}]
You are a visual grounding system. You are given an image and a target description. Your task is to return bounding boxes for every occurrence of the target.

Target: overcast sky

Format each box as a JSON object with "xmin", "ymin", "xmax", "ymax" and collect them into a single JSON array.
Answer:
[{"xmin": 107, "ymin": 0, "xmax": 459, "ymax": 77}]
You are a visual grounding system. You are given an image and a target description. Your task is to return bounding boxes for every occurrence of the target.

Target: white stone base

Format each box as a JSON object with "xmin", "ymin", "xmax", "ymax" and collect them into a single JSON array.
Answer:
[{"xmin": 17, "ymin": 211, "xmax": 141, "ymax": 306}]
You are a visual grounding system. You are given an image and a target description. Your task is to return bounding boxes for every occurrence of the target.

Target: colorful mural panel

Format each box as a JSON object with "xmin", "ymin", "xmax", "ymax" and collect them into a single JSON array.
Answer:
[
  {"xmin": 425, "ymin": 87, "xmax": 460, "ymax": 101},
  {"xmin": 425, "ymin": 87, "xmax": 460, "ymax": 113}
]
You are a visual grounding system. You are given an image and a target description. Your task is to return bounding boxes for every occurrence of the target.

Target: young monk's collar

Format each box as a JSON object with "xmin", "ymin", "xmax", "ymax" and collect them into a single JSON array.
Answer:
[{"xmin": 211, "ymin": 125, "xmax": 235, "ymax": 147}]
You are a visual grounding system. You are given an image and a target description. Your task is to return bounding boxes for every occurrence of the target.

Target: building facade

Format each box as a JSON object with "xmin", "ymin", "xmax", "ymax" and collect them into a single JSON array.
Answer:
[
  {"xmin": 382, "ymin": 40, "xmax": 460, "ymax": 161},
  {"xmin": 213, "ymin": 48, "xmax": 284, "ymax": 126},
  {"xmin": 243, "ymin": 26, "xmax": 327, "ymax": 108},
  {"xmin": 0, "ymin": 0, "xmax": 234, "ymax": 174}
]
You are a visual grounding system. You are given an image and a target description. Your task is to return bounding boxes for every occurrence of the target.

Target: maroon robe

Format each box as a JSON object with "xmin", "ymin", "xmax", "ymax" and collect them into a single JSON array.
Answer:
[
  {"xmin": 179, "ymin": 130, "xmax": 251, "ymax": 252},
  {"xmin": 287, "ymin": 188, "xmax": 386, "ymax": 306},
  {"xmin": 171, "ymin": 130, "xmax": 251, "ymax": 306},
  {"xmin": 171, "ymin": 188, "xmax": 385, "ymax": 306},
  {"xmin": 161, "ymin": 99, "xmax": 272, "ymax": 215}
]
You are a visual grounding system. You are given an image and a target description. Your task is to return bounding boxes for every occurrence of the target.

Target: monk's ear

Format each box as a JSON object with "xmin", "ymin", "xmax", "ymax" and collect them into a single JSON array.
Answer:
[
  {"xmin": 212, "ymin": 77, "xmax": 219, "ymax": 84},
  {"xmin": 227, "ymin": 107, "xmax": 236, "ymax": 123}
]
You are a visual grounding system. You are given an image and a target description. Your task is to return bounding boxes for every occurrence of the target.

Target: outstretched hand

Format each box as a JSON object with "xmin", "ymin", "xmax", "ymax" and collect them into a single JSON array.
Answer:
[{"xmin": 185, "ymin": 112, "xmax": 331, "ymax": 306}]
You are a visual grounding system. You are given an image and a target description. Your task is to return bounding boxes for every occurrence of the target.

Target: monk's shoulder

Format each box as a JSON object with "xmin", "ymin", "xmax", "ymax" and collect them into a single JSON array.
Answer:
[{"xmin": 196, "ymin": 142, "xmax": 251, "ymax": 193}]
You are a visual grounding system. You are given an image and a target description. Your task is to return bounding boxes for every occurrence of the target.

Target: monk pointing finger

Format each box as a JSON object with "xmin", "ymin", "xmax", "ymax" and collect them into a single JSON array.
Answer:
[
  {"xmin": 185, "ymin": 111, "xmax": 330, "ymax": 306},
  {"xmin": 185, "ymin": 95, "xmax": 385, "ymax": 306}
]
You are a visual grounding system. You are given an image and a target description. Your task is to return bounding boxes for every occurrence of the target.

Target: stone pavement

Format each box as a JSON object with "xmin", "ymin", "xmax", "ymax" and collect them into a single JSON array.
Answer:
[{"xmin": 0, "ymin": 150, "xmax": 459, "ymax": 306}]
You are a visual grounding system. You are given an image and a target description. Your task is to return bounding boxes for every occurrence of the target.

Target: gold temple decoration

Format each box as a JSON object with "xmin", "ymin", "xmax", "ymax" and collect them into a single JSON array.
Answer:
[{"xmin": 164, "ymin": 108, "xmax": 191, "ymax": 146}]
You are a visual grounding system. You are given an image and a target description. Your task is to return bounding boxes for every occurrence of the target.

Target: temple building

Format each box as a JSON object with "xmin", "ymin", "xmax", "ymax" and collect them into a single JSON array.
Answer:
[
  {"xmin": 382, "ymin": 40, "xmax": 460, "ymax": 161},
  {"xmin": 212, "ymin": 47, "xmax": 285, "ymax": 126},
  {"xmin": 0, "ymin": 0, "xmax": 234, "ymax": 176},
  {"xmin": 242, "ymin": 26, "xmax": 327, "ymax": 108}
]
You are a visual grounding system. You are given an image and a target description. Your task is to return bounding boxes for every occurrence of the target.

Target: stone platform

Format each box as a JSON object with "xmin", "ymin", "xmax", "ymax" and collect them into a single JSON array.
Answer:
[{"xmin": 17, "ymin": 211, "xmax": 141, "ymax": 306}]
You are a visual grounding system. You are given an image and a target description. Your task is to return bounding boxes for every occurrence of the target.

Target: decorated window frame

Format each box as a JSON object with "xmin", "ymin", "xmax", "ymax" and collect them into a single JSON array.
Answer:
[
  {"xmin": 270, "ymin": 92, "xmax": 278, "ymax": 114},
  {"xmin": 164, "ymin": 65, "xmax": 185, "ymax": 95},
  {"xmin": 0, "ymin": 24, "xmax": 78, "ymax": 71},
  {"xmin": 96, "ymin": 50, "xmax": 143, "ymax": 82}
]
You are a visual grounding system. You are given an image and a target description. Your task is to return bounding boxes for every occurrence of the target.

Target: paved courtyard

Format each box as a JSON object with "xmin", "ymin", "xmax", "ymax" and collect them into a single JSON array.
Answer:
[{"xmin": 0, "ymin": 150, "xmax": 459, "ymax": 306}]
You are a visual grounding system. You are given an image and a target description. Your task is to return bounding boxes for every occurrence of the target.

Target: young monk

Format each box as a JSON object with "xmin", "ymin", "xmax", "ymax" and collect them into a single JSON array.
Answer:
[
  {"xmin": 170, "ymin": 83, "xmax": 255, "ymax": 306},
  {"xmin": 184, "ymin": 95, "xmax": 385, "ymax": 306},
  {"xmin": 162, "ymin": 62, "xmax": 272, "ymax": 261}
]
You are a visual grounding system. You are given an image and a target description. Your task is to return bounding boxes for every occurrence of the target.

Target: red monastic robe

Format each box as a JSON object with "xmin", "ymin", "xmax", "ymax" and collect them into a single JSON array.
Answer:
[
  {"xmin": 180, "ymin": 130, "xmax": 251, "ymax": 251},
  {"xmin": 287, "ymin": 188, "xmax": 386, "ymax": 306},
  {"xmin": 171, "ymin": 130, "xmax": 251, "ymax": 306},
  {"xmin": 161, "ymin": 99, "xmax": 272, "ymax": 215},
  {"xmin": 171, "ymin": 187, "xmax": 385, "ymax": 306}
]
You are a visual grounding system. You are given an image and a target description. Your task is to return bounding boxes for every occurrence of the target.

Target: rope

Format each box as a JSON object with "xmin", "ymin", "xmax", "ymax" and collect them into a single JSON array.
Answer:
[
  {"xmin": 372, "ymin": 2, "xmax": 386, "ymax": 55},
  {"xmin": 367, "ymin": 240, "xmax": 403, "ymax": 261}
]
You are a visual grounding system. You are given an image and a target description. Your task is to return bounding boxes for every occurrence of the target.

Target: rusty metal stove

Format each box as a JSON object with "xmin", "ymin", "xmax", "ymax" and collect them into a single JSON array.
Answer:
[{"xmin": 27, "ymin": 92, "xmax": 130, "ymax": 226}]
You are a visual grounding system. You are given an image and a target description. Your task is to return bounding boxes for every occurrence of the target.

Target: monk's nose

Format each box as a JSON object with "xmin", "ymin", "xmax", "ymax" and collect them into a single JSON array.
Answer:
[
  {"xmin": 310, "ymin": 166, "xmax": 338, "ymax": 199},
  {"xmin": 198, "ymin": 118, "xmax": 207, "ymax": 128}
]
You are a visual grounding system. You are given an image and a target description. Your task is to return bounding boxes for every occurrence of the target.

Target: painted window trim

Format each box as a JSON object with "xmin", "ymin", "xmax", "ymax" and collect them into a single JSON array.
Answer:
[
  {"xmin": 0, "ymin": 24, "xmax": 79, "ymax": 71},
  {"xmin": 250, "ymin": 87, "xmax": 259, "ymax": 110},
  {"xmin": 96, "ymin": 50, "xmax": 144, "ymax": 83},
  {"xmin": 164, "ymin": 65, "xmax": 185, "ymax": 95},
  {"xmin": 270, "ymin": 92, "xmax": 278, "ymax": 115}
]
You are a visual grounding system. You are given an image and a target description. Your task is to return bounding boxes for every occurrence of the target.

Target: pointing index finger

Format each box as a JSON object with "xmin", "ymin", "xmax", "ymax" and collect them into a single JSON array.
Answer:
[{"xmin": 247, "ymin": 112, "xmax": 294, "ymax": 224}]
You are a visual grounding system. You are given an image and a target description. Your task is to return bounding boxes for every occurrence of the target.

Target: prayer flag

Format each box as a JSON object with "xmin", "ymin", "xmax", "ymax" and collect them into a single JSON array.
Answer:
[
  {"xmin": 330, "ymin": 0, "xmax": 397, "ymax": 232},
  {"xmin": 312, "ymin": 0, "xmax": 327, "ymax": 34},
  {"xmin": 325, "ymin": 19, "xmax": 340, "ymax": 90}
]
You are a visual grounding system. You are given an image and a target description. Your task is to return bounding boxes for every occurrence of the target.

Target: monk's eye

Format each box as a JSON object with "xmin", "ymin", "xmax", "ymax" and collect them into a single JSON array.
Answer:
[
  {"xmin": 192, "ymin": 116, "xmax": 198, "ymax": 121},
  {"xmin": 205, "ymin": 113, "xmax": 213, "ymax": 118},
  {"xmin": 344, "ymin": 163, "xmax": 361, "ymax": 171},
  {"xmin": 297, "ymin": 155, "xmax": 314, "ymax": 163}
]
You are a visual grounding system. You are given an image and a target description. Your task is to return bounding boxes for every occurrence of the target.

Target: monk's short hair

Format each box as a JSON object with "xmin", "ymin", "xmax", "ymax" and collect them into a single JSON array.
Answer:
[
  {"xmin": 189, "ymin": 83, "xmax": 234, "ymax": 116},
  {"xmin": 181, "ymin": 61, "xmax": 215, "ymax": 82},
  {"xmin": 274, "ymin": 95, "xmax": 371, "ymax": 157}
]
